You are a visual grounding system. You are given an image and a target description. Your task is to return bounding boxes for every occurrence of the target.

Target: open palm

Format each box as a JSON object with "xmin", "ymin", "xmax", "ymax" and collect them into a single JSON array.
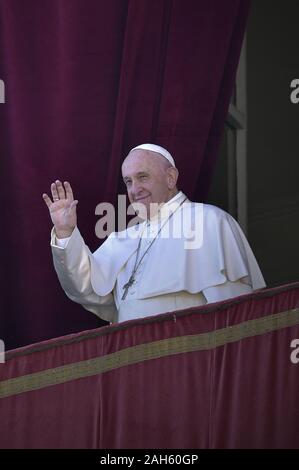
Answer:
[{"xmin": 42, "ymin": 180, "xmax": 78, "ymax": 238}]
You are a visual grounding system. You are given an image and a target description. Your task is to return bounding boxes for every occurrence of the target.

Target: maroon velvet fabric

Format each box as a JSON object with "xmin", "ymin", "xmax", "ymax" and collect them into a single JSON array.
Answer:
[
  {"xmin": 0, "ymin": 0, "xmax": 250, "ymax": 348},
  {"xmin": 0, "ymin": 283, "xmax": 298, "ymax": 448}
]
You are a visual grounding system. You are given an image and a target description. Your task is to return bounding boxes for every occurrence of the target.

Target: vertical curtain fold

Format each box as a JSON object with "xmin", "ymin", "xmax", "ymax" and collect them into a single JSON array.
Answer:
[{"xmin": 194, "ymin": 0, "xmax": 250, "ymax": 200}]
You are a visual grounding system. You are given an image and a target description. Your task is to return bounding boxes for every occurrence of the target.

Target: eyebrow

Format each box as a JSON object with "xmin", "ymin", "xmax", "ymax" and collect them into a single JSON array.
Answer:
[{"xmin": 123, "ymin": 171, "xmax": 148, "ymax": 182}]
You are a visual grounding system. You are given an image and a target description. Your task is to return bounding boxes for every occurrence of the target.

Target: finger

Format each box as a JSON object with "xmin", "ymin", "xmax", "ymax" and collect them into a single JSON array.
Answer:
[
  {"xmin": 42, "ymin": 193, "xmax": 52, "ymax": 209},
  {"xmin": 55, "ymin": 180, "xmax": 66, "ymax": 200},
  {"xmin": 64, "ymin": 181, "xmax": 74, "ymax": 202},
  {"xmin": 51, "ymin": 182, "xmax": 59, "ymax": 201}
]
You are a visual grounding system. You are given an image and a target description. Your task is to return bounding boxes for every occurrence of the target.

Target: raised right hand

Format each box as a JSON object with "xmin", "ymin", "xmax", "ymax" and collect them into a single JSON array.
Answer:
[{"xmin": 42, "ymin": 180, "xmax": 78, "ymax": 238}]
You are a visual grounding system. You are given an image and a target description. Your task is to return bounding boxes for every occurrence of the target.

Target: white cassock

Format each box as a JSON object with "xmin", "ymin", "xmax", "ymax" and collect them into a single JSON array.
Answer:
[{"xmin": 51, "ymin": 191, "xmax": 266, "ymax": 323}]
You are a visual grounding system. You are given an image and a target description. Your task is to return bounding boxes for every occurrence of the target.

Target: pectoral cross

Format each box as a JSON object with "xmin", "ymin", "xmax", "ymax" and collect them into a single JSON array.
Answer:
[{"xmin": 121, "ymin": 274, "xmax": 135, "ymax": 300}]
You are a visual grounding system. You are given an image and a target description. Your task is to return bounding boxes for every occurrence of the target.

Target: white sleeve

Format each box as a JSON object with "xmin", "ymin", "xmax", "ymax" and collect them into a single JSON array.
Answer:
[
  {"xmin": 50, "ymin": 226, "xmax": 117, "ymax": 322},
  {"xmin": 54, "ymin": 235, "xmax": 71, "ymax": 248}
]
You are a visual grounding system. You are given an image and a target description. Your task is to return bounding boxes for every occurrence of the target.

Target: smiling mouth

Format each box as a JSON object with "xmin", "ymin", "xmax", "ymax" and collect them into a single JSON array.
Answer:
[{"xmin": 134, "ymin": 196, "xmax": 149, "ymax": 202}]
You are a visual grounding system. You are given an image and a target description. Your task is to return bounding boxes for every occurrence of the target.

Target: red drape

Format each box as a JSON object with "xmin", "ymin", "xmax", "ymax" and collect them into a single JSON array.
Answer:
[
  {"xmin": 0, "ymin": 282, "xmax": 299, "ymax": 449},
  {"xmin": 0, "ymin": 0, "xmax": 250, "ymax": 348}
]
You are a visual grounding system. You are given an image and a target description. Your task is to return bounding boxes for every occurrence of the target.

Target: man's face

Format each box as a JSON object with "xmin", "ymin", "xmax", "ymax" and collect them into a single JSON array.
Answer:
[{"xmin": 121, "ymin": 150, "xmax": 173, "ymax": 217}]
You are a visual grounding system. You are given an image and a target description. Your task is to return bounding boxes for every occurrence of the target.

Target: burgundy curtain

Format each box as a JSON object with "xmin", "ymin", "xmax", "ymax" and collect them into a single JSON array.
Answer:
[
  {"xmin": 1, "ymin": 283, "xmax": 299, "ymax": 449},
  {"xmin": 0, "ymin": 0, "xmax": 250, "ymax": 349}
]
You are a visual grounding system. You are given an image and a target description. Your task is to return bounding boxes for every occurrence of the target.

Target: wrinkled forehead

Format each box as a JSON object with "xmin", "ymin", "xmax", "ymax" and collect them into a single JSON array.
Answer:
[{"xmin": 121, "ymin": 150, "xmax": 166, "ymax": 177}]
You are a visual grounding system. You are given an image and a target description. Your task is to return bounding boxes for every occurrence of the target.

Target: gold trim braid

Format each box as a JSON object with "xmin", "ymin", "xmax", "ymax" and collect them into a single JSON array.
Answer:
[{"xmin": 1, "ymin": 308, "xmax": 299, "ymax": 399}]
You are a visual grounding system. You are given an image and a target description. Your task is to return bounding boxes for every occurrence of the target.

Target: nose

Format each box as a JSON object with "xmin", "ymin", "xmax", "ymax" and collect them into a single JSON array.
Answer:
[{"xmin": 129, "ymin": 180, "xmax": 142, "ymax": 199}]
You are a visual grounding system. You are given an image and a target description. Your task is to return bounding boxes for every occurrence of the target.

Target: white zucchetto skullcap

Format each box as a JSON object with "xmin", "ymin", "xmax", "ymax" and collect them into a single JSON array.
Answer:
[{"xmin": 129, "ymin": 143, "xmax": 176, "ymax": 167}]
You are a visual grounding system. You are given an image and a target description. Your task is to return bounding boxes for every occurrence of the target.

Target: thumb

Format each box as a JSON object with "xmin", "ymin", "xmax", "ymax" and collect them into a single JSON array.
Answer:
[{"xmin": 70, "ymin": 200, "xmax": 78, "ymax": 210}]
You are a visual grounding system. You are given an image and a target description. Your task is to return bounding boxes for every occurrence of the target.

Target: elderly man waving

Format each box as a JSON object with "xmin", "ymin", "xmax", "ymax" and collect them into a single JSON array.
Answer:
[{"xmin": 43, "ymin": 144, "xmax": 266, "ymax": 323}]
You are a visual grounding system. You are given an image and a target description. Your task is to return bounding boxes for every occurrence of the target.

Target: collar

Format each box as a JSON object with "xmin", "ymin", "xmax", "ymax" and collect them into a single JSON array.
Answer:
[{"xmin": 144, "ymin": 191, "xmax": 188, "ymax": 226}]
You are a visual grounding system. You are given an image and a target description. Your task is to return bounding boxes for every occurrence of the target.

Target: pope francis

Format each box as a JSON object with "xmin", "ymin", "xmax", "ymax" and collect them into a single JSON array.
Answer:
[{"xmin": 43, "ymin": 144, "xmax": 266, "ymax": 323}]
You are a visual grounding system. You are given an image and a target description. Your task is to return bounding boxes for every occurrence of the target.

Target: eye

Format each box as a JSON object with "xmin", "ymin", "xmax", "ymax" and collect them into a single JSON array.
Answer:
[
  {"xmin": 140, "ymin": 175, "xmax": 147, "ymax": 180},
  {"xmin": 125, "ymin": 180, "xmax": 132, "ymax": 187}
]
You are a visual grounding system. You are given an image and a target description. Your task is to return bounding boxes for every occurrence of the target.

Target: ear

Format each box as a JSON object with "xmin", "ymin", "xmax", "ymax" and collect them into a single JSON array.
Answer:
[{"xmin": 166, "ymin": 167, "xmax": 179, "ymax": 189}]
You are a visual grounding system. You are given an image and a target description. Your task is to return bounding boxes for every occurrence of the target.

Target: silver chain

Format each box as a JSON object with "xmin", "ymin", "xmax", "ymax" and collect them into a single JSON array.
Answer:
[{"xmin": 122, "ymin": 196, "xmax": 187, "ymax": 300}]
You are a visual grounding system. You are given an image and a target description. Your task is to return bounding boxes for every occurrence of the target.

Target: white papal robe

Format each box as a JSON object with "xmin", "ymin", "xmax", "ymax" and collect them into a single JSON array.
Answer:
[{"xmin": 50, "ymin": 191, "xmax": 266, "ymax": 323}]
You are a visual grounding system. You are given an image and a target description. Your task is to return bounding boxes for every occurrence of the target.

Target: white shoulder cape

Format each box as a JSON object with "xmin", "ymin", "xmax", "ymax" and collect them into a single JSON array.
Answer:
[{"xmin": 88, "ymin": 198, "xmax": 266, "ymax": 302}]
